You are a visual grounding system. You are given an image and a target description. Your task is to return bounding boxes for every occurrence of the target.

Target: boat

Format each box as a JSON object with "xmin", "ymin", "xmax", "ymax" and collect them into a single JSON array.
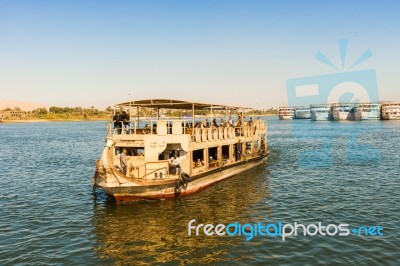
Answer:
[
  {"xmin": 92, "ymin": 99, "xmax": 268, "ymax": 203},
  {"xmin": 354, "ymin": 103, "xmax": 381, "ymax": 120},
  {"xmin": 332, "ymin": 103, "xmax": 356, "ymax": 121},
  {"xmin": 294, "ymin": 106, "xmax": 311, "ymax": 119},
  {"xmin": 278, "ymin": 107, "xmax": 295, "ymax": 120},
  {"xmin": 381, "ymin": 102, "xmax": 400, "ymax": 120},
  {"xmin": 310, "ymin": 104, "xmax": 332, "ymax": 121}
]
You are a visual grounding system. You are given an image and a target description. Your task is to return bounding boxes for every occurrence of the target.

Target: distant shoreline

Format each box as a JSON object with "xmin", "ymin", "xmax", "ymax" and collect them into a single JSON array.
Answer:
[
  {"xmin": 2, "ymin": 118, "xmax": 108, "ymax": 123},
  {"xmin": 1, "ymin": 114, "xmax": 277, "ymax": 124}
]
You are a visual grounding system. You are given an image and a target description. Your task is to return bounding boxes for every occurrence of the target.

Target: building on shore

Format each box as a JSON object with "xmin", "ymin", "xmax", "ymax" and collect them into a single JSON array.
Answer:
[{"xmin": 0, "ymin": 110, "xmax": 27, "ymax": 119}]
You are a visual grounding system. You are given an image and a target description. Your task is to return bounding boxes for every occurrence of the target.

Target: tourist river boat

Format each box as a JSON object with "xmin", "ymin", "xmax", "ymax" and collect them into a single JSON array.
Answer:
[
  {"xmin": 310, "ymin": 104, "xmax": 332, "ymax": 121},
  {"xmin": 332, "ymin": 103, "xmax": 356, "ymax": 121},
  {"xmin": 294, "ymin": 106, "xmax": 311, "ymax": 119},
  {"xmin": 92, "ymin": 99, "xmax": 268, "ymax": 203},
  {"xmin": 278, "ymin": 107, "xmax": 295, "ymax": 120},
  {"xmin": 354, "ymin": 103, "xmax": 381, "ymax": 120},
  {"xmin": 381, "ymin": 102, "xmax": 400, "ymax": 120}
]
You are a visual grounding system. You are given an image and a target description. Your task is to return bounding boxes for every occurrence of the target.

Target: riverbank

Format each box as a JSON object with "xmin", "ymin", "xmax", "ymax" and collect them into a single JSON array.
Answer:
[
  {"xmin": 2, "ymin": 114, "xmax": 277, "ymax": 124},
  {"xmin": 2, "ymin": 118, "xmax": 108, "ymax": 123}
]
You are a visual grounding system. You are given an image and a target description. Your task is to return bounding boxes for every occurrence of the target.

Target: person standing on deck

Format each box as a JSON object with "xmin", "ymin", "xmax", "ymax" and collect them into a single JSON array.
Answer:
[
  {"xmin": 120, "ymin": 149, "xmax": 128, "ymax": 175},
  {"xmin": 113, "ymin": 112, "xmax": 122, "ymax": 134},
  {"xmin": 121, "ymin": 111, "xmax": 130, "ymax": 134}
]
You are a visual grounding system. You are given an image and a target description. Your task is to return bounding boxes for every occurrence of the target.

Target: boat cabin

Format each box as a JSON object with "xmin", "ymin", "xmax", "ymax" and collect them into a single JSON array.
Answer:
[{"xmin": 105, "ymin": 99, "xmax": 267, "ymax": 180}]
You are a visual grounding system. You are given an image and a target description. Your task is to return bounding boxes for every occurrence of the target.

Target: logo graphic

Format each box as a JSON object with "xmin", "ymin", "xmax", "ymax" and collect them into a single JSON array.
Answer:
[
  {"xmin": 187, "ymin": 219, "xmax": 384, "ymax": 241},
  {"xmin": 286, "ymin": 39, "xmax": 381, "ymax": 168}
]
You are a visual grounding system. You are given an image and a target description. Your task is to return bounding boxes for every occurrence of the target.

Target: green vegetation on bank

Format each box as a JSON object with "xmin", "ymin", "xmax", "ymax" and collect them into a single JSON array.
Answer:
[{"xmin": 1, "ymin": 106, "xmax": 112, "ymax": 120}]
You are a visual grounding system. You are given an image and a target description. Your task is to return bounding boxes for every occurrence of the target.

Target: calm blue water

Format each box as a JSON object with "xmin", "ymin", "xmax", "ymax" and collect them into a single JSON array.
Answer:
[{"xmin": 0, "ymin": 118, "xmax": 399, "ymax": 265}]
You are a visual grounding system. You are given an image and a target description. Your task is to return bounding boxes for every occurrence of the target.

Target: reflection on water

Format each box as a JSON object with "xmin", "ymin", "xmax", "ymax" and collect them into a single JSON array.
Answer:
[{"xmin": 93, "ymin": 166, "xmax": 270, "ymax": 264}]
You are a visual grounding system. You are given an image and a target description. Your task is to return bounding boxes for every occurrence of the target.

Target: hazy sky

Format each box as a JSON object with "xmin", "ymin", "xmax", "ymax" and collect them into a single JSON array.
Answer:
[{"xmin": 1, "ymin": 0, "xmax": 399, "ymax": 109}]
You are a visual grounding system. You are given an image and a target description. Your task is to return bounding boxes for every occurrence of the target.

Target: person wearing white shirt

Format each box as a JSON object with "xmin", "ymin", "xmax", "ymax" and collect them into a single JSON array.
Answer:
[{"xmin": 169, "ymin": 153, "xmax": 180, "ymax": 175}]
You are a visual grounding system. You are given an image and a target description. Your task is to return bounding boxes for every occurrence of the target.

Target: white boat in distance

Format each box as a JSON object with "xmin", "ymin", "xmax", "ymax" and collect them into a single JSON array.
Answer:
[
  {"xmin": 381, "ymin": 102, "xmax": 400, "ymax": 120},
  {"xmin": 354, "ymin": 103, "xmax": 381, "ymax": 120},
  {"xmin": 332, "ymin": 103, "xmax": 356, "ymax": 121},
  {"xmin": 278, "ymin": 107, "xmax": 295, "ymax": 120},
  {"xmin": 310, "ymin": 104, "xmax": 331, "ymax": 121},
  {"xmin": 294, "ymin": 106, "xmax": 311, "ymax": 119},
  {"xmin": 92, "ymin": 99, "xmax": 268, "ymax": 203}
]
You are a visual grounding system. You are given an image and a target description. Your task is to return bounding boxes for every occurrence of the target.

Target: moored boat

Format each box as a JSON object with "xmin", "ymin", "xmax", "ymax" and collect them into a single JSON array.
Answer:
[
  {"xmin": 278, "ymin": 107, "xmax": 295, "ymax": 120},
  {"xmin": 294, "ymin": 106, "xmax": 311, "ymax": 119},
  {"xmin": 310, "ymin": 104, "xmax": 331, "ymax": 121},
  {"xmin": 92, "ymin": 99, "xmax": 268, "ymax": 203},
  {"xmin": 381, "ymin": 102, "xmax": 400, "ymax": 120},
  {"xmin": 332, "ymin": 103, "xmax": 356, "ymax": 121},
  {"xmin": 354, "ymin": 103, "xmax": 381, "ymax": 120}
]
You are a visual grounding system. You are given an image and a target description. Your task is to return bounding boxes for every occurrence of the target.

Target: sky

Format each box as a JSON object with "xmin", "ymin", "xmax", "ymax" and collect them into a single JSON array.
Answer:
[{"xmin": 0, "ymin": 0, "xmax": 399, "ymax": 109}]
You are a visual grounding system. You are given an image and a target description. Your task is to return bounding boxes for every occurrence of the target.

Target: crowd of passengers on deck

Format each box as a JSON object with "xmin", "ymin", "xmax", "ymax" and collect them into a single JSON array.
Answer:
[{"xmin": 112, "ymin": 112, "xmax": 260, "ymax": 135}]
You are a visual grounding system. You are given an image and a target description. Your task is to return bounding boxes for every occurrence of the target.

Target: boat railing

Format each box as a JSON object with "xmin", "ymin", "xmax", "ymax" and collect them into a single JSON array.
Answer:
[
  {"xmin": 106, "ymin": 120, "xmax": 267, "ymax": 141},
  {"xmin": 131, "ymin": 161, "xmax": 170, "ymax": 180},
  {"xmin": 143, "ymin": 161, "xmax": 169, "ymax": 180}
]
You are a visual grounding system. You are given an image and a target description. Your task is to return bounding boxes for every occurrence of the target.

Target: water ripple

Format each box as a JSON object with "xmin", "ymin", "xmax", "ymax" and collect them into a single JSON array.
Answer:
[{"xmin": 0, "ymin": 119, "xmax": 399, "ymax": 265}]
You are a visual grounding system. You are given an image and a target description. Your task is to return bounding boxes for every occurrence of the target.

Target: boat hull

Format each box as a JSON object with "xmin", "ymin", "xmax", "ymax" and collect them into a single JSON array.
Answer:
[
  {"xmin": 278, "ymin": 115, "xmax": 293, "ymax": 120},
  {"xmin": 294, "ymin": 111, "xmax": 311, "ymax": 119},
  {"xmin": 310, "ymin": 112, "xmax": 330, "ymax": 121},
  {"xmin": 94, "ymin": 155, "xmax": 267, "ymax": 203},
  {"xmin": 354, "ymin": 111, "xmax": 381, "ymax": 120},
  {"xmin": 381, "ymin": 114, "xmax": 400, "ymax": 120}
]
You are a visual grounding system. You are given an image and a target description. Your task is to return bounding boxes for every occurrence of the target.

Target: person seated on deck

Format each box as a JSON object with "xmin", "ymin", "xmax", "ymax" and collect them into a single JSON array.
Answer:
[
  {"xmin": 204, "ymin": 119, "xmax": 210, "ymax": 128},
  {"xmin": 237, "ymin": 115, "xmax": 242, "ymax": 127},
  {"xmin": 212, "ymin": 119, "xmax": 218, "ymax": 128},
  {"xmin": 228, "ymin": 116, "xmax": 234, "ymax": 127},
  {"xmin": 195, "ymin": 159, "xmax": 202, "ymax": 167},
  {"xmin": 144, "ymin": 124, "xmax": 151, "ymax": 134},
  {"xmin": 169, "ymin": 152, "xmax": 180, "ymax": 175}
]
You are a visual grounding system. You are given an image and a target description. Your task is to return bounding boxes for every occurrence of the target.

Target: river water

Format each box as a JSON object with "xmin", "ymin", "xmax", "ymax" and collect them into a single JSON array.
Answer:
[{"xmin": 0, "ymin": 118, "xmax": 399, "ymax": 265}]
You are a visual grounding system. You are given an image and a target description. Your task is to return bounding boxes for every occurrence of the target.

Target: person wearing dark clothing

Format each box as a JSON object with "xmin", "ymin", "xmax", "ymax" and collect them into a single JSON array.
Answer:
[
  {"xmin": 121, "ymin": 111, "xmax": 130, "ymax": 134},
  {"xmin": 212, "ymin": 119, "xmax": 218, "ymax": 128},
  {"xmin": 236, "ymin": 142, "xmax": 242, "ymax": 161},
  {"xmin": 113, "ymin": 112, "xmax": 122, "ymax": 134}
]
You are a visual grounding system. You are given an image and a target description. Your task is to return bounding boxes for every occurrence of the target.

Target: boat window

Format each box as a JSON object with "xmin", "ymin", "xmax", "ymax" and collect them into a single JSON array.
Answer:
[
  {"xmin": 193, "ymin": 149, "xmax": 204, "ymax": 168},
  {"xmin": 222, "ymin": 145, "xmax": 229, "ymax": 160},
  {"xmin": 254, "ymin": 140, "xmax": 259, "ymax": 151},
  {"xmin": 115, "ymin": 147, "xmax": 144, "ymax": 156},
  {"xmin": 208, "ymin": 147, "xmax": 218, "ymax": 167},
  {"xmin": 245, "ymin": 142, "xmax": 252, "ymax": 154}
]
